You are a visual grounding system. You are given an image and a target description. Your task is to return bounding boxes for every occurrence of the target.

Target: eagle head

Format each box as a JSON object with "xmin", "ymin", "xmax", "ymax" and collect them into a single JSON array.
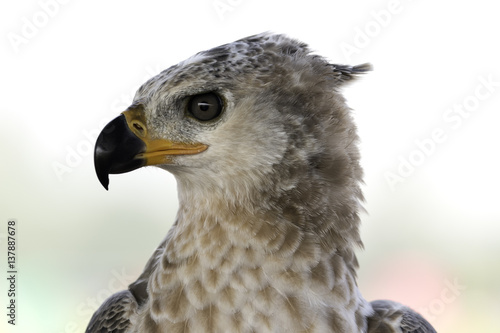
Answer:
[{"xmin": 94, "ymin": 33, "xmax": 370, "ymax": 245}]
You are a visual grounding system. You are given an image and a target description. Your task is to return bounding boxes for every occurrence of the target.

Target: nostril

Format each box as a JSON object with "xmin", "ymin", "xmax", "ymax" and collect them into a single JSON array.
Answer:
[{"xmin": 131, "ymin": 121, "xmax": 146, "ymax": 136}]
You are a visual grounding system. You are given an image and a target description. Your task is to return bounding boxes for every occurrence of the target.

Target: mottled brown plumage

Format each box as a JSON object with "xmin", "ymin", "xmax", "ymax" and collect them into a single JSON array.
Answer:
[{"xmin": 88, "ymin": 33, "xmax": 436, "ymax": 333}]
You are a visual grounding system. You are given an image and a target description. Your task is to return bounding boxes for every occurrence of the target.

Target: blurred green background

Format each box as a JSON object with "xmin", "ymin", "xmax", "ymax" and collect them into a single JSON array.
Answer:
[{"xmin": 1, "ymin": 1, "xmax": 499, "ymax": 332}]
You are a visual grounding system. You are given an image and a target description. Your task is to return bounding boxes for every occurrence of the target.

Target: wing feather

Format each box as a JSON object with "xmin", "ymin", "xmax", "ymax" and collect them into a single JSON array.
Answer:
[
  {"xmin": 85, "ymin": 290, "xmax": 136, "ymax": 333},
  {"xmin": 367, "ymin": 300, "xmax": 437, "ymax": 333}
]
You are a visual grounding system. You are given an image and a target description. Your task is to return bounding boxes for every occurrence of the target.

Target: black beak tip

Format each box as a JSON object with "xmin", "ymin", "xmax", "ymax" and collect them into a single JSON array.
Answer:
[
  {"xmin": 98, "ymin": 173, "xmax": 110, "ymax": 191},
  {"xmin": 93, "ymin": 114, "xmax": 146, "ymax": 191},
  {"xmin": 94, "ymin": 147, "xmax": 110, "ymax": 190}
]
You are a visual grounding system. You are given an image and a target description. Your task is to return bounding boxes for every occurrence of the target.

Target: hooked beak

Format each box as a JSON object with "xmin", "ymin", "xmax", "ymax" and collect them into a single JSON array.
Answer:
[{"xmin": 94, "ymin": 106, "xmax": 208, "ymax": 190}]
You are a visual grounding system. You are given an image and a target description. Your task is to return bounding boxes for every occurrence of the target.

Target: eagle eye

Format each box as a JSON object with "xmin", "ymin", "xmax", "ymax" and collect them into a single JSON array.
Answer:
[{"xmin": 187, "ymin": 92, "xmax": 223, "ymax": 121}]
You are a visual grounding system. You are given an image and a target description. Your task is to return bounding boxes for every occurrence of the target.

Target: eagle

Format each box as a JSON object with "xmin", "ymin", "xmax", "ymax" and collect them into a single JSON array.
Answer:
[{"xmin": 87, "ymin": 33, "xmax": 436, "ymax": 333}]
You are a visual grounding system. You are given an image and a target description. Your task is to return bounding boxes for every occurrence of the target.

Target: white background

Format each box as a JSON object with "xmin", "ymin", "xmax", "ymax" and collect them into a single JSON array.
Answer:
[{"xmin": 1, "ymin": 0, "xmax": 499, "ymax": 332}]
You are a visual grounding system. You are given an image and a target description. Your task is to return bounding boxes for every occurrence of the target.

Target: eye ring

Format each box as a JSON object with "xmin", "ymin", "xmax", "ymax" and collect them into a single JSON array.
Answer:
[{"xmin": 187, "ymin": 92, "xmax": 223, "ymax": 121}]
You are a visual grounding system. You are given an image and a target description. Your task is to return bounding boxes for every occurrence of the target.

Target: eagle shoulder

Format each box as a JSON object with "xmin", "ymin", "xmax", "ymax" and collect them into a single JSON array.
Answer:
[
  {"xmin": 367, "ymin": 300, "xmax": 437, "ymax": 333},
  {"xmin": 85, "ymin": 289, "xmax": 137, "ymax": 333}
]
